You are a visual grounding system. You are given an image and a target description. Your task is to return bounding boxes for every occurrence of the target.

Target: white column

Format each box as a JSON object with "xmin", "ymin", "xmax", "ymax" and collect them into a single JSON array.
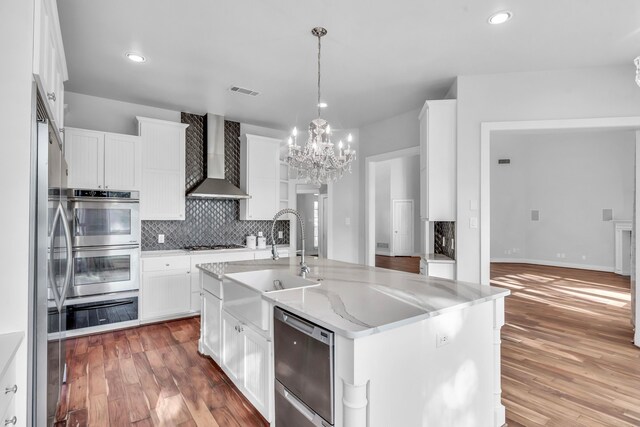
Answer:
[
  {"xmin": 493, "ymin": 297, "xmax": 506, "ymax": 426},
  {"xmin": 342, "ymin": 380, "xmax": 368, "ymax": 427}
]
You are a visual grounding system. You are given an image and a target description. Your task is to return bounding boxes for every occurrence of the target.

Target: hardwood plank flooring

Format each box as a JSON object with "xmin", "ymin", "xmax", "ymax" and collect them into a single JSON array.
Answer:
[
  {"xmin": 56, "ymin": 317, "xmax": 267, "ymax": 427},
  {"xmin": 493, "ymin": 263, "xmax": 640, "ymax": 426},
  {"xmin": 375, "ymin": 254, "xmax": 420, "ymax": 274}
]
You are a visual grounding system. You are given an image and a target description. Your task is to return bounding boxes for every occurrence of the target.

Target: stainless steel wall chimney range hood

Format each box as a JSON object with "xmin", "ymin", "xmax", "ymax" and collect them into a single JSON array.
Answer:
[{"xmin": 187, "ymin": 114, "xmax": 250, "ymax": 199}]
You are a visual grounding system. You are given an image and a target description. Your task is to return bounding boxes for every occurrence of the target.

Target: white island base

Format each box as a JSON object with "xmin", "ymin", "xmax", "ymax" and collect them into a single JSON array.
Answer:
[
  {"xmin": 334, "ymin": 298, "xmax": 505, "ymax": 427},
  {"xmin": 196, "ymin": 258, "xmax": 508, "ymax": 427}
]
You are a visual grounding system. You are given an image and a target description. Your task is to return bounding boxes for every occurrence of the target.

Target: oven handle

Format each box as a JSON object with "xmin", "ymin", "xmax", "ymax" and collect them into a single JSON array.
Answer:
[
  {"xmin": 59, "ymin": 205, "xmax": 74, "ymax": 305},
  {"xmin": 72, "ymin": 244, "xmax": 140, "ymax": 253},
  {"xmin": 275, "ymin": 382, "xmax": 324, "ymax": 426},
  {"xmin": 275, "ymin": 308, "xmax": 334, "ymax": 345}
]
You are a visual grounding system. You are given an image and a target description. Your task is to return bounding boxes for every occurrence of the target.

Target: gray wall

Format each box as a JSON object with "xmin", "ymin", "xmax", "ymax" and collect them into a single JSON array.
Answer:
[{"xmin": 491, "ymin": 130, "xmax": 635, "ymax": 270}]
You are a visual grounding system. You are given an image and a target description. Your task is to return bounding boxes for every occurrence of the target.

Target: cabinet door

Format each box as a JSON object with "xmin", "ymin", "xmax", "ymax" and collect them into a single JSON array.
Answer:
[
  {"xmin": 138, "ymin": 119, "xmax": 187, "ymax": 220},
  {"xmin": 104, "ymin": 133, "xmax": 141, "ymax": 191},
  {"xmin": 65, "ymin": 128, "xmax": 105, "ymax": 189},
  {"xmin": 240, "ymin": 135, "xmax": 280, "ymax": 220},
  {"xmin": 241, "ymin": 326, "xmax": 271, "ymax": 419},
  {"xmin": 202, "ymin": 291, "xmax": 221, "ymax": 362},
  {"xmin": 141, "ymin": 269, "xmax": 191, "ymax": 321},
  {"xmin": 221, "ymin": 311, "xmax": 241, "ymax": 382}
]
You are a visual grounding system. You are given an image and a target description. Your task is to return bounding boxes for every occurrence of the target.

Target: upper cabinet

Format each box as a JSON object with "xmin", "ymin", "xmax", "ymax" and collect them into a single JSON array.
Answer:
[
  {"xmin": 240, "ymin": 134, "xmax": 281, "ymax": 220},
  {"xmin": 65, "ymin": 128, "xmax": 141, "ymax": 191},
  {"xmin": 137, "ymin": 117, "xmax": 189, "ymax": 221},
  {"xmin": 33, "ymin": 0, "xmax": 68, "ymax": 134},
  {"xmin": 419, "ymin": 100, "xmax": 457, "ymax": 221}
]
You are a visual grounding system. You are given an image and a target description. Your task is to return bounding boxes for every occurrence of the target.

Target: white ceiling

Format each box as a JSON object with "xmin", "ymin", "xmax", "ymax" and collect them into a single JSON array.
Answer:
[{"xmin": 58, "ymin": 0, "xmax": 640, "ymax": 130}]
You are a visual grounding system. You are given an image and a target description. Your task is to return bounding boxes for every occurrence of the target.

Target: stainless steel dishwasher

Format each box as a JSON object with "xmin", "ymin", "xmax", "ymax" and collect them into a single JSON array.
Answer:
[{"xmin": 274, "ymin": 307, "xmax": 334, "ymax": 427}]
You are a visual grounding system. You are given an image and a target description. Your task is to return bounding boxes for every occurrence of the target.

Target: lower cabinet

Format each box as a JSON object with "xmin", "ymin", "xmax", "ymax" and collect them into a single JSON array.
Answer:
[
  {"xmin": 141, "ymin": 268, "xmax": 191, "ymax": 321},
  {"xmin": 427, "ymin": 262, "xmax": 456, "ymax": 280},
  {"xmin": 201, "ymin": 290, "xmax": 222, "ymax": 362},
  {"xmin": 221, "ymin": 310, "xmax": 271, "ymax": 420}
]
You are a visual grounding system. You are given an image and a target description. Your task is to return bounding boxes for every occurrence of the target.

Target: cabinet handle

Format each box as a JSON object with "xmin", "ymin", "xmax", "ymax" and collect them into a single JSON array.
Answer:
[
  {"xmin": 98, "ymin": 185, "xmax": 102, "ymax": 189},
  {"xmin": 59, "ymin": 128, "xmax": 64, "ymax": 134},
  {"xmin": 47, "ymin": 92, "xmax": 56, "ymax": 102},
  {"xmin": 4, "ymin": 416, "xmax": 16, "ymax": 426},
  {"xmin": 4, "ymin": 385, "xmax": 17, "ymax": 394},
  {"xmin": 165, "ymin": 264, "xmax": 170, "ymax": 266},
  {"xmin": 105, "ymin": 185, "xmax": 109, "ymax": 189}
]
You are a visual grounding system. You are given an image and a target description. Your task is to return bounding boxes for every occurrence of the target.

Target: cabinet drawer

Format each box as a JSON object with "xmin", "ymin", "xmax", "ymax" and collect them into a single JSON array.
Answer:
[
  {"xmin": 202, "ymin": 273, "xmax": 223, "ymax": 299},
  {"xmin": 142, "ymin": 256, "xmax": 190, "ymax": 272},
  {"xmin": 0, "ymin": 358, "xmax": 17, "ymax": 421}
]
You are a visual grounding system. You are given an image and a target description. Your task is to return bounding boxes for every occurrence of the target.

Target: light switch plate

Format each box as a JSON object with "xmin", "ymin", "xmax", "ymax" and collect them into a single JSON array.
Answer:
[{"xmin": 345, "ymin": 217, "xmax": 351, "ymax": 226}]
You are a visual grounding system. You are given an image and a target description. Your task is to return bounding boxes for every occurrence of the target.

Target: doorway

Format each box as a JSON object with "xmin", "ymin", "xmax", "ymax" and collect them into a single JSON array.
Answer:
[
  {"xmin": 365, "ymin": 146, "xmax": 421, "ymax": 273},
  {"xmin": 294, "ymin": 184, "xmax": 327, "ymax": 258},
  {"xmin": 480, "ymin": 117, "xmax": 640, "ymax": 347}
]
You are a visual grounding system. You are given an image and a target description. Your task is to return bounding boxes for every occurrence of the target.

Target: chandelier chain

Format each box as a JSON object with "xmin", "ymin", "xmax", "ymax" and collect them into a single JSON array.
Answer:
[{"xmin": 317, "ymin": 32, "xmax": 322, "ymax": 118}]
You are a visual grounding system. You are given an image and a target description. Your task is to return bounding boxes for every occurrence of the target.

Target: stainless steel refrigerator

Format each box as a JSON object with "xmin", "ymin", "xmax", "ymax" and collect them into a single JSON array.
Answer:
[{"xmin": 31, "ymin": 93, "xmax": 72, "ymax": 426}]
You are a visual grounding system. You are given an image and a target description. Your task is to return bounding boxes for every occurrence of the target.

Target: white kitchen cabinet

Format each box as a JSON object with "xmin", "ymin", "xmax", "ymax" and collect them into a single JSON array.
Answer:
[
  {"xmin": 240, "ymin": 134, "xmax": 281, "ymax": 220},
  {"xmin": 141, "ymin": 256, "xmax": 192, "ymax": 322},
  {"xmin": 426, "ymin": 262, "xmax": 456, "ymax": 280},
  {"xmin": 65, "ymin": 128, "xmax": 104, "ymax": 189},
  {"xmin": 221, "ymin": 310, "xmax": 242, "ymax": 382},
  {"xmin": 220, "ymin": 310, "xmax": 271, "ymax": 420},
  {"xmin": 104, "ymin": 133, "xmax": 142, "ymax": 190},
  {"xmin": 65, "ymin": 128, "xmax": 141, "ymax": 191},
  {"xmin": 33, "ymin": 0, "xmax": 67, "ymax": 134},
  {"xmin": 419, "ymin": 100, "xmax": 456, "ymax": 221},
  {"xmin": 202, "ymin": 290, "xmax": 222, "ymax": 362},
  {"xmin": 138, "ymin": 117, "xmax": 189, "ymax": 220}
]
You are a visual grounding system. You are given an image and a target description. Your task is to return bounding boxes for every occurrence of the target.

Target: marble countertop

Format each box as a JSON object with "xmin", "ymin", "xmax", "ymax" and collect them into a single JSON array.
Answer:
[
  {"xmin": 141, "ymin": 245, "xmax": 288, "ymax": 258},
  {"xmin": 422, "ymin": 253, "xmax": 456, "ymax": 263},
  {"xmin": 197, "ymin": 258, "xmax": 508, "ymax": 339}
]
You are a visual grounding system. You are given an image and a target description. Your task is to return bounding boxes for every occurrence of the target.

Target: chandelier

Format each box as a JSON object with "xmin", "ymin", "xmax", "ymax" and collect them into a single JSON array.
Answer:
[
  {"xmin": 286, "ymin": 27, "xmax": 356, "ymax": 185},
  {"xmin": 636, "ymin": 56, "xmax": 640, "ymax": 87}
]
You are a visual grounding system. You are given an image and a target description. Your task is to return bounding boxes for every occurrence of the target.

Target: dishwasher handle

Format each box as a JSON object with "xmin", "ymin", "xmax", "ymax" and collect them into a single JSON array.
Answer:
[{"xmin": 274, "ymin": 307, "xmax": 334, "ymax": 346}]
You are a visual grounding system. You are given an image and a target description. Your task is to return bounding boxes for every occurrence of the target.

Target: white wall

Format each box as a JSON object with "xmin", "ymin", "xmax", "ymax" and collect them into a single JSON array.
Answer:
[
  {"xmin": 491, "ymin": 130, "xmax": 635, "ymax": 271},
  {"xmin": 65, "ymin": 91, "xmax": 180, "ymax": 134},
  {"xmin": 457, "ymin": 66, "xmax": 640, "ymax": 283},
  {"xmin": 375, "ymin": 161, "xmax": 391, "ymax": 253},
  {"xmin": 359, "ymin": 109, "xmax": 421, "ymax": 262},
  {"xmin": 0, "ymin": 0, "xmax": 35, "ymax": 422},
  {"xmin": 329, "ymin": 129, "xmax": 361, "ymax": 263}
]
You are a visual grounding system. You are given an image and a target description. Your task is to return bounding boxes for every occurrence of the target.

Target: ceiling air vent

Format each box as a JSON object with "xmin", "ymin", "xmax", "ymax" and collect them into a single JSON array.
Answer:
[{"xmin": 230, "ymin": 86, "xmax": 260, "ymax": 96}]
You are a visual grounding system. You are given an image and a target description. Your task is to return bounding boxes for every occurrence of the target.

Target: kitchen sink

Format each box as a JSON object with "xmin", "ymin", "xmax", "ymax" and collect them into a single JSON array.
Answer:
[{"xmin": 225, "ymin": 269, "xmax": 320, "ymax": 293}]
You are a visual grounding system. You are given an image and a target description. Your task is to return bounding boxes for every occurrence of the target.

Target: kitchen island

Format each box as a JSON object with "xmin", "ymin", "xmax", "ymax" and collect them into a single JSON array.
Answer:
[{"xmin": 197, "ymin": 257, "xmax": 509, "ymax": 427}]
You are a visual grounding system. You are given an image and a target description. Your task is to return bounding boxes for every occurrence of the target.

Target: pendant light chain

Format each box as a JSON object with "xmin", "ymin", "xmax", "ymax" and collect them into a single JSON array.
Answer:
[{"xmin": 317, "ymin": 32, "xmax": 322, "ymax": 118}]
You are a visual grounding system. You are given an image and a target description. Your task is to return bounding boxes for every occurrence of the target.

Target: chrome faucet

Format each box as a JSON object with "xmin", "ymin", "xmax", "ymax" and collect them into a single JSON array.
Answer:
[{"xmin": 271, "ymin": 208, "xmax": 311, "ymax": 277}]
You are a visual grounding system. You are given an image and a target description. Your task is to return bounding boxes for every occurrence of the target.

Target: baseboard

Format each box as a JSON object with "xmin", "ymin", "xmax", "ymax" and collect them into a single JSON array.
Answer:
[{"xmin": 490, "ymin": 258, "xmax": 614, "ymax": 273}]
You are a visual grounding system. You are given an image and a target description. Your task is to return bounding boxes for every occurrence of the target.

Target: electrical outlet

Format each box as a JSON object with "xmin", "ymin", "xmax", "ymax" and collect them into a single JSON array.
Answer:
[
  {"xmin": 436, "ymin": 333, "xmax": 450, "ymax": 348},
  {"xmin": 442, "ymin": 237, "xmax": 446, "ymax": 246},
  {"xmin": 278, "ymin": 231, "xmax": 284, "ymax": 239},
  {"xmin": 582, "ymin": 255, "xmax": 587, "ymax": 260},
  {"xmin": 158, "ymin": 234, "xmax": 165, "ymax": 244}
]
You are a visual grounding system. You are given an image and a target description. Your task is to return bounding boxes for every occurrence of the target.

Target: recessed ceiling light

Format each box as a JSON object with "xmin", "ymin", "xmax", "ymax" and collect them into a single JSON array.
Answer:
[
  {"xmin": 318, "ymin": 102, "xmax": 328, "ymax": 108},
  {"xmin": 125, "ymin": 52, "xmax": 146, "ymax": 63},
  {"xmin": 488, "ymin": 11, "xmax": 512, "ymax": 25}
]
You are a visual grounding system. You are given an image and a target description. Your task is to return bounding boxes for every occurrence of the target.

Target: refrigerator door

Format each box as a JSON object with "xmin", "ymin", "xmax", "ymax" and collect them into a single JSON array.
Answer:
[{"xmin": 35, "ymin": 120, "xmax": 70, "ymax": 426}]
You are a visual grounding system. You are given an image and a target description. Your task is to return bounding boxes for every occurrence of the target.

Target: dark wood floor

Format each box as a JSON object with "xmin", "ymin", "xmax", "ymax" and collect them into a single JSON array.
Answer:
[
  {"xmin": 375, "ymin": 255, "xmax": 420, "ymax": 274},
  {"xmin": 56, "ymin": 317, "xmax": 267, "ymax": 427},
  {"xmin": 493, "ymin": 263, "xmax": 640, "ymax": 426}
]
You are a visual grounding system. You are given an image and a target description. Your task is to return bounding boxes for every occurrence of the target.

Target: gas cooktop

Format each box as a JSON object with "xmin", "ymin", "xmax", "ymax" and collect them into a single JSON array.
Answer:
[{"xmin": 184, "ymin": 244, "xmax": 246, "ymax": 251}]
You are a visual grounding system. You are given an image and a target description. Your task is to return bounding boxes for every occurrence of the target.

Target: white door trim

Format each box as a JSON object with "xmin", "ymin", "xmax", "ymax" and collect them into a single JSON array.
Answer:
[
  {"xmin": 479, "ymin": 116, "xmax": 640, "ymax": 347},
  {"xmin": 365, "ymin": 146, "xmax": 421, "ymax": 266}
]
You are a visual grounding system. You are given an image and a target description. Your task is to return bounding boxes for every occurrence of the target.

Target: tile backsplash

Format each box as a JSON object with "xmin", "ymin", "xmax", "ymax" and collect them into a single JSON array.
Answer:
[
  {"xmin": 141, "ymin": 113, "xmax": 289, "ymax": 250},
  {"xmin": 434, "ymin": 221, "xmax": 455, "ymax": 260}
]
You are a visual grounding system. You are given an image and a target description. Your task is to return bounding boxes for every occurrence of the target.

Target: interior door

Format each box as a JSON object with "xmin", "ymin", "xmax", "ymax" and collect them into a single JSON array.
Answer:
[{"xmin": 392, "ymin": 199, "xmax": 414, "ymax": 256}]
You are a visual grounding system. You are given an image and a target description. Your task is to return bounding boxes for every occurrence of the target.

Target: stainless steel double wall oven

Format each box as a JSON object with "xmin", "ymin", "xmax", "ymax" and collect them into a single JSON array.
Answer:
[{"xmin": 50, "ymin": 189, "xmax": 141, "ymax": 334}]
